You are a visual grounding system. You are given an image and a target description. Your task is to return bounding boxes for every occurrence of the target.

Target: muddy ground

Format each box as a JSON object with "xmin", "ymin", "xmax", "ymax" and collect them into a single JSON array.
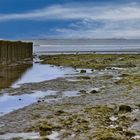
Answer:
[{"xmin": 0, "ymin": 54, "xmax": 140, "ymax": 140}]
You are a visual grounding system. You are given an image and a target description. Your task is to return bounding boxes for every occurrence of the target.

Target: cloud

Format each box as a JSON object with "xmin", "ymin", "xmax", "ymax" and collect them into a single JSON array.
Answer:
[
  {"xmin": 0, "ymin": 3, "xmax": 140, "ymax": 22},
  {"xmin": 0, "ymin": 2, "xmax": 140, "ymax": 38}
]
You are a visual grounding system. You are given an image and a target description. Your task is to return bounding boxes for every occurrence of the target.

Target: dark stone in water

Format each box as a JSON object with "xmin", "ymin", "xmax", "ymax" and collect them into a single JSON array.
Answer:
[
  {"xmin": 79, "ymin": 90, "xmax": 86, "ymax": 93},
  {"xmin": 37, "ymin": 100, "xmax": 41, "ymax": 103},
  {"xmin": 80, "ymin": 70, "xmax": 86, "ymax": 73},
  {"xmin": 90, "ymin": 89, "xmax": 99, "ymax": 94}
]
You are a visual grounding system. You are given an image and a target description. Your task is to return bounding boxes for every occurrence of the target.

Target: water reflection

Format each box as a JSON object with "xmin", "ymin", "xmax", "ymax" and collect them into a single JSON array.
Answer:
[
  {"xmin": 12, "ymin": 63, "xmax": 76, "ymax": 88},
  {"xmin": 0, "ymin": 64, "xmax": 32, "ymax": 89},
  {"xmin": 0, "ymin": 90, "xmax": 57, "ymax": 115},
  {"xmin": 0, "ymin": 62, "xmax": 78, "ymax": 115}
]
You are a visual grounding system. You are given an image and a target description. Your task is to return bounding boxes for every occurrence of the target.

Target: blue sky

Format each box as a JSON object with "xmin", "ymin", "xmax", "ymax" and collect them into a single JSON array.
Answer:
[{"xmin": 0, "ymin": 0, "xmax": 140, "ymax": 39}]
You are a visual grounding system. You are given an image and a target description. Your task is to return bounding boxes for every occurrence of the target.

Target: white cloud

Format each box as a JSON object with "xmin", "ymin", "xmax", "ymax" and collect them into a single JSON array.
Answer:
[
  {"xmin": 1, "ymin": 2, "xmax": 140, "ymax": 38},
  {"xmin": 53, "ymin": 28, "xmax": 140, "ymax": 39},
  {"xmin": 0, "ymin": 3, "xmax": 140, "ymax": 22}
]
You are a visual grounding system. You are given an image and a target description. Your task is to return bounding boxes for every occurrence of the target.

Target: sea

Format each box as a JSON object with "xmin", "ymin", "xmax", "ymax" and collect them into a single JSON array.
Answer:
[{"xmin": 32, "ymin": 39, "xmax": 140, "ymax": 55}]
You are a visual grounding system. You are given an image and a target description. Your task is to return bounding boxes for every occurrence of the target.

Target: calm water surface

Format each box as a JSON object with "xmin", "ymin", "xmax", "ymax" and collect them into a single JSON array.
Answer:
[
  {"xmin": 33, "ymin": 39, "xmax": 140, "ymax": 54},
  {"xmin": 0, "ymin": 63, "xmax": 77, "ymax": 115},
  {"xmin": 0, "ymin": 90, "xmax": 56, "ymax": 115},
  {"xmin": 12, "ymin": 63, "xmax": 76, "ymax": 88}
]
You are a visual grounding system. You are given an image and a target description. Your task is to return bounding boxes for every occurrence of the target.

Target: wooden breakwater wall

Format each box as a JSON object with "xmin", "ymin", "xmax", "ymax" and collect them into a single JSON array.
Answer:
[{"xmin": 0, "ymin": 40, "xmax": 33, "ymax": 64}]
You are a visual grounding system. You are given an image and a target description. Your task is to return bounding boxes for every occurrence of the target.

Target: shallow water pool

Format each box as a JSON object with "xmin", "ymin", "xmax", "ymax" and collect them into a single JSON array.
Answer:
[
  {"xmin": 0, "ymin": 90, "xmax": 56, "ymax": 116},
  {"xmin": 12, "ymin": 63, "xmax": 76, "ymax": 88}
]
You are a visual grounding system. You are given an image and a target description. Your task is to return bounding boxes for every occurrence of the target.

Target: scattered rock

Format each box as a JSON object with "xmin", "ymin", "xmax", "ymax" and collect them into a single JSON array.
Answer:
[
  {"xmin": 79, "ymin": 90, "xmax": 86, "ymax": 93},
  {"xmin": 116, "ymin": 127, "xmax": 123, "ymax": 131},
  {"xmin": 47, "ymin": 131, "xmax": 59, "ymax": 140},
  {"xmin": 37, "ymin": 100, "xmax": 41, "ymax": 103},
  {"xmin": 125, "ymin": 131, "xmax": 136, "ymax": 137},
  {"xmin": 131, "ymin": 135, "xmax": 140, "ymax": 139},
  {"xmin": 39, "ymin": 124, "xmax": 52, "ymax": 132},
  {"xmin": 109, "ymin": 116, "xmax": 118, "ymax": 122},
  {"xmin": 121, "ymin": 74, "xmax": 130, "ymax": 77},
  {"xmin": 55, "ymin": 110, "xmax": 65, "ymax": 115},
  {"xmin": 77, "ymin": 76, "xmax": 90, "ymax": 80},
  {"xmin": 119, "ymin": 105, "xmax": 132, "ymax": 113},
  {"xmin": 80, "ymin": 70, "xmax": 86, "ymax": 73},
  {"xmin": 90, "ymin": 88, "xmax": 100, "ymax": 94},
  {"xmin": 39, "ymin": 122, "xmax": 53, "ymax": 136}
]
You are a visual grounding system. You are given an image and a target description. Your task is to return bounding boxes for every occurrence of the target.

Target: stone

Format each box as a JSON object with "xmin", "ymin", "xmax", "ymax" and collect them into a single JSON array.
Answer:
[
  {"xmin": 90, "ymin": 88, "xmax": 100, "ymax": 94},
  {"xmin": 125, "ymin": 131, "xmax": 136, "ymax": 137},
  {"xmin": 119, "ymin": 105, "xmax": 132, "ymax": 113},
  {"xmin": 80, "ymin": 70, "xmax": 86, "ymax": 73}
]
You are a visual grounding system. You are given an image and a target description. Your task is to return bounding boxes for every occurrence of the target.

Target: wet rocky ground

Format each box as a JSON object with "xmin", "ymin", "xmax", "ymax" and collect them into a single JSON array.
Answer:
[{"xmin": 0, "ymin": 54, "xmax": 140, "ymax": 140}]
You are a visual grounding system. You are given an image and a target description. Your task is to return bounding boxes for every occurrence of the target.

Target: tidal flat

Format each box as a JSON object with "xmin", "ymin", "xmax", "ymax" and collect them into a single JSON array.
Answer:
[{"xmin": 0, "ymin": 54, "xmax": 140, "ymax": 140}]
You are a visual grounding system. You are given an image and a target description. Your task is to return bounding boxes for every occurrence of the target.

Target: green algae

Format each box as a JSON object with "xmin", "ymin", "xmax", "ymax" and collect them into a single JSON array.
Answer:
[
  {"xmin": 28, "ymin": 104, "xmax": 136, "ymax": 139},
  {"xmin": 116, "ymin": 74, "xmax": 140, "ymax": 87},
  {"xmin": 40, "ymin": 54, "xmax": 140, "ymax": 69}
]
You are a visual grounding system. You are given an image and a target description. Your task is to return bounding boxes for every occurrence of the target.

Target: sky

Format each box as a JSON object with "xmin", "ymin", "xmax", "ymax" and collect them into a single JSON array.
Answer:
[{"xmin": 0, "ymin": 0, "xmax": 140, "ymax": 39}]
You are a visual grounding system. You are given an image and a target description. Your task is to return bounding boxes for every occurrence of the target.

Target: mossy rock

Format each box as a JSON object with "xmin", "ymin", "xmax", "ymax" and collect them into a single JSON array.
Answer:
[
  {"xmin": 39, "ymin": 122, "xmax": 53, "ymax": 136},
  {"xmin": 55, "ymin": 110, "xmax": 65, "ymax": 115},
  {"xmin": 95, "ymin": 129, "xmax": 123, "ymax": 140},
  {"xmin": 39, "ymin": 123, "xmax": 52, "ymax": 131},
  {"xmin": 125, "ymin": 131, "xmax": 136, "ymax": 137},
  {"xmin": 119, "ymin": 105, "xmax": 132, "ymax": 113}
]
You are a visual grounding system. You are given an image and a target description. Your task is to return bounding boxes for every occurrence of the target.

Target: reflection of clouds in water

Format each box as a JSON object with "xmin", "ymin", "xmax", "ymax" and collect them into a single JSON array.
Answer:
[
  {"xmin": 0, "ymin": 90, "xmax": 56, "ymax": 115},
  {"xmin": 12, "ymin": 63, "xmax": 75, "ymax": 88},
  {"xmin": 0, "ymin": 63, "xmax": 76, "ymax": 116},
  {"xmin": 0, "ymin": 94, "xmax": 11, "ymax": 102}
]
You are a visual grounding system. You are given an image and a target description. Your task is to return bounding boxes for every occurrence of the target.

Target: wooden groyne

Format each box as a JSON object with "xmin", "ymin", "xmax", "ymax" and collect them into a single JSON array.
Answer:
[{"xmin": 0, "ymin": 40, "xmax": 33, "ymax": 64}]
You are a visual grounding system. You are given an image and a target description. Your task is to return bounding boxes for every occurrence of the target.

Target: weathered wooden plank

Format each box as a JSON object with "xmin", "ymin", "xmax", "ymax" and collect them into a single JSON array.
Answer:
[{"xmin": 0, "ymin": 40, "xmax": 33, "ymax": 64}]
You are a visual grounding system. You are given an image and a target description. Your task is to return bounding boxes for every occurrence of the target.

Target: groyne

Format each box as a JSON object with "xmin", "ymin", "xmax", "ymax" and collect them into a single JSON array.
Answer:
[{"xmin": 0, "ymin": 40, "xmax": 33, "ymax": 64}]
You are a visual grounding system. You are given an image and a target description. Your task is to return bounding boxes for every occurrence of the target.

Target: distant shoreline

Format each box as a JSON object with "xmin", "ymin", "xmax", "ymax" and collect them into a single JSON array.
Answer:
[
  {"xmin": 35, "ymin": 51, "xmax": 140, "ymax": 55},
  {"xmin": 31, "ymin": 39, "xmax": 140, "ymax": 46}
]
